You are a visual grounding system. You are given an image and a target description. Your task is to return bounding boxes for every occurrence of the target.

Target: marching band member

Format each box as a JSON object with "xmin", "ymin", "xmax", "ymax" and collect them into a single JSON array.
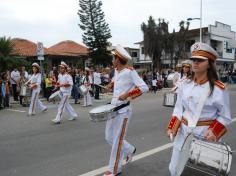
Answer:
[
  {"xmin": 51, "ymin": 62, "xmax": 78, "ymax": 124},
  {"xmin": 172, "ymin": 60, "xmax": 192, "ymax": 93},
  {"xmin": 28, "ymin": 63, "xmax": 47, "ymax": 116},
  {"xmin": 82, "ymin": 67, "xmax": 93, "ymax": 107},
  {"xmin": 172, "ymin": 64, "xmax": 182, "ymax": 89},
  {"xmin": 166, "ymin": 42, "xmax": 232, "ymax": 176},
  {"xmin": 103, "ymin": 45, "xmax": 149, "ymax": 176}
]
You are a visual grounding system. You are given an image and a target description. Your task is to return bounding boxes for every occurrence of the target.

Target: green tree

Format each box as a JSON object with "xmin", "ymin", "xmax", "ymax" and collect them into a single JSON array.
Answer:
[
  {"xmin": 174, "ymin": 21, "xmax": 190, "ymax": 65},
  {"xmin": 0, "ymin": 36, "xmax": 30, "ymax": 72},
  {"xmin": 78, "ymin": 0, "xmax": 112, "ymax": 66},
  {"xmin": 141, "ymin": 17, "xmax": 169, "ymax": 71}
]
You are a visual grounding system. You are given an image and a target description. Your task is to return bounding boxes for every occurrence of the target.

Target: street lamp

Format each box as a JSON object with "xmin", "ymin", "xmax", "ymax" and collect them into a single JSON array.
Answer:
[{"xmin": 187, "ymin": 0, "xmax": 203, "ymax": 43}]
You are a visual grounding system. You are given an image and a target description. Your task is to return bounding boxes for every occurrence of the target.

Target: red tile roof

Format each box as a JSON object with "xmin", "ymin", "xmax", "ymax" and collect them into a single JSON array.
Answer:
[
  {"xmin": 11, "ymin": 38, "xmax": 48, "ymax": 57},
  {"xmin": 47, "ymin": 40, "xmax": 88, "ymax": 56}
]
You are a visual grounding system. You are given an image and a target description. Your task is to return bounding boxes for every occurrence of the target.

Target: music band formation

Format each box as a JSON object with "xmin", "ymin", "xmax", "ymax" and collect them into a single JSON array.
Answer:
[{"xmin": 22, "ymin": 42, "xmax": 231, "ymax": 176}]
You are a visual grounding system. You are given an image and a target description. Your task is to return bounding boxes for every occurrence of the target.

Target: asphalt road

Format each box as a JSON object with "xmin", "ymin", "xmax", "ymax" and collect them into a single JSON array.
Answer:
[{"xmin": 0, "ymin": 86, "xmax": 236, "ymax": 176}]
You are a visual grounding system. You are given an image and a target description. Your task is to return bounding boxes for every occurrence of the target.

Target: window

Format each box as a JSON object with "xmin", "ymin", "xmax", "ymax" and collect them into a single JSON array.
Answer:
[
  {"xmin": 131, "ymin": 52, "xmax": 138, "ymax": 57},
  {"xmin": 226, "ymin": 42, "xmax": 232, "ymax": 53},
  {"xmin": 141, "ymin": 47, "xmax": 144, "ymax": 54}
]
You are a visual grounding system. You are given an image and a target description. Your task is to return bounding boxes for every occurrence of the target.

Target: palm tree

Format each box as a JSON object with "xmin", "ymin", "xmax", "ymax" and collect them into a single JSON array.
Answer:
[
  {"xmin": 0, "ymin": 36, "xmax": 30, "ymax": 72},
  {"xmin": 0, "ymin": 36, "xmax": 14, "ymax": 57},
  {"xmin": 141, "ymin": 17, "xmax": 170, "ymax": 71},
  {"xmin": 175, "ymin": 21, "xmax": 190, "ymax": 65}
]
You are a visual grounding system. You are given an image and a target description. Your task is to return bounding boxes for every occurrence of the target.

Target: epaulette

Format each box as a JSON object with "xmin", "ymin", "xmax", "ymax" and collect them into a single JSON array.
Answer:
[
  {"xmin": 214, "ymin": 80, "xmax": 225, "ymax": 90},
  {"xmin": 127, "ymin": 67, "xmax": 134, "ymax": 70}
]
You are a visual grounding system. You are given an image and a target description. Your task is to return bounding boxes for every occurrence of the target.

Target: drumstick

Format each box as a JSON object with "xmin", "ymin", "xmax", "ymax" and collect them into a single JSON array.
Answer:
[{"xmin": 170, "ymin": 133, "xmax": 174, "ymax": 142}]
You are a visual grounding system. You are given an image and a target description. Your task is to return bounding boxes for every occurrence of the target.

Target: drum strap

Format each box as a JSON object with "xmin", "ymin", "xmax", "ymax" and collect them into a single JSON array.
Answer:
[
  {"xmin": 113, "ymin": 101, "xmax": 130, "ymax": 112},
  {"xmin": 184, "ymin": 82, "xmax": 210, "ymax": 128}
]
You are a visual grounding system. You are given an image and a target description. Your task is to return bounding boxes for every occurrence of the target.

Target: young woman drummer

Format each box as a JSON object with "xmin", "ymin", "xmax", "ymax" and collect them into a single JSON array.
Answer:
[
  {"xmin": 166, "ymin": 42, "xmax": 232, "ymax": 176},
  {"xmin": 28, "ymin": 63, "xmax": 47, "ymax": 116}
]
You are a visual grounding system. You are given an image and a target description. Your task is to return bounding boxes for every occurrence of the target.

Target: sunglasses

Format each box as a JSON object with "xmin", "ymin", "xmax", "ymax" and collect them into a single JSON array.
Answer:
[{"xmin": 190, "ymin": 58, "xmax": 207, "ymax": 63}]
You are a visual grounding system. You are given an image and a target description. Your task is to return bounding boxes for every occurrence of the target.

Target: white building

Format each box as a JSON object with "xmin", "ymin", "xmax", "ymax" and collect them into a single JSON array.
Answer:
[
  {"xmin": 187, "ymin": 21, "xmax": 236, "ymax": 70},
  {"xmin": 136, "ymin": 21, "xmax": 236, "ymax": 70}
]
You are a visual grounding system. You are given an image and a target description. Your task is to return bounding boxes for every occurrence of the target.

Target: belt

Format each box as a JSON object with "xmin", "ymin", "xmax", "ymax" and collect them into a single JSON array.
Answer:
[{"xmin": 181, "ymin": 117, "xmax": 214, "ymax": 126}]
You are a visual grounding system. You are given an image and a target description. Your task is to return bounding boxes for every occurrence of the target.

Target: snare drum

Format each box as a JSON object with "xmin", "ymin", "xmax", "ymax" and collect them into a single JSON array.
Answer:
[
  {"xmin": 20, "ymin": 85, "xmax": 31, "ymax": 97},
  {"xmin": 79, "ymin": 85, "xmax": 88, "ymax": 95},
  {"xmin": 89, "ymin": 104, "xmax": 117, "ymax": 122},
  {"xmin": 89, "ymin": 102, "xmax": 130, "ymax": 122},
  {"xmin": 163, "ymin": 92, "xmax": 177, "ymax": 107},
  {"xmin": 49, "ymin": 91, "xmax": 61, "ymax": 102},
  {"xmin": 177, "ymin": 134, "xmax": 233, "ymax": 176}
]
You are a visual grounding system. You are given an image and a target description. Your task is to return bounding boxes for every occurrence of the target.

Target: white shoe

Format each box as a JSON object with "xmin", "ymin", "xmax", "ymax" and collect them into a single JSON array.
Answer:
[
  {"xmin": 51, "ymin": 119, "xmax": 61, "ymax": 124},
  {"xmin": 126, "ymin": 147, "xmax": 136, "ymax": 164},
  {"xmin": 68, "ymin": 116, "xmax": 76, "ymax": 121}
]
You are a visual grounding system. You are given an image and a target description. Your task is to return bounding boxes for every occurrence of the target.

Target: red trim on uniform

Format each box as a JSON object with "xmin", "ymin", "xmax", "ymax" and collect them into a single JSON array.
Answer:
[
  {"xmin": 31, "ymin": 83, "xmax": 37, "ymax": 89},
  {"xmin": 128, "ymin": 88, "xmax": 142, "ymax": 99},
  {"xmin": 63, "ymin": 83, "xmax": 70, "ymax": 87},
  {"xmin": 59, "ymin": 95, "xmax": 68, "ymax": 119},
  {"xmin": 114, "ymin": 118, "xmax": 128, "ymax": 174},
  {"xmin": 167, "ymin": 116, "xmax": 181, "ymax": 135},
  {"xmin": 32, "ymin": 92, "xmax": 38, "ymax": 114},
  {"xmin": 209, "ymin": 120, "xmax": 227, "ymax": 140},
  {"xmin": 214, "ymin": 80, "xmax": 225, "ymax": 90}
]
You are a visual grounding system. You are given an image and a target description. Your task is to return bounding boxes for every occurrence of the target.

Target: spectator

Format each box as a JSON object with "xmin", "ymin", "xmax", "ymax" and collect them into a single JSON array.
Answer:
[
  {"xmin": 19, "ymin": 72, "xmax": 29, "ymax": 106},
  {"xmin": 0, "ymin": 75, "xmax": 3, "ymax": 109},
  {"xmin": 10, "ymin": 68, "xmax": 20, "ymax": 101},
  {"xmin": 74, "ymin": 69, "xmax": 81, "ymax": 104},
  {"xmin": 93, "ymin": 67, "xmax": 101, "ymax": 100},
  {"xmin": 45, "ymin": 73, "xmax": 53, "ymax": 101},
  {"xmin": 1, "ymin": 72, "xmax": 10, "ymax": 108}
]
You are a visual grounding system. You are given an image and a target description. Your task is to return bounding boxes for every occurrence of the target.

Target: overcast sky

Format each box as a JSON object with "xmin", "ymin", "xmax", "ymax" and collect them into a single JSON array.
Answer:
[{"xmin": 0, "ymin": 0, "xmax": 235, "ymax": 48}]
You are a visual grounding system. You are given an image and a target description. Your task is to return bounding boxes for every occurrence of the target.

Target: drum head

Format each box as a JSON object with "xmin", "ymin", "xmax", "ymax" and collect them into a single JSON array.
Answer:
[
  {"xmin": 90, "ymin": 104, "xmax": 116, "ymax": 114},
  {"xmin": 49, "ymin": 91, "xmax": 60, "ymax": 100},
  {"xmin": 176, "ymin": 133, "xmax": 194, "ymax": 176}
]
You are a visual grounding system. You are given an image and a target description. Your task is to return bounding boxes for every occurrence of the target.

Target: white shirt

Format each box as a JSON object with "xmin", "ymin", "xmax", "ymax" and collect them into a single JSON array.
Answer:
[
  {"xmin": 10, "ymin": 70, "xmax": 20, "ymax": 84},
  {"xmin": 30, "ymin": 73, "xmax": 41, "ymax": 91},
  {"xmin": 83, "ymin": 75, "xmax": 93, "ymax": 89},
  {"xmin": 93, "ymin": 72, "xmax": 101, "ymax": 85},
  {"xmin": 111, "ymin": 68, "xmax": 149, "ymax": 112},
  {"xmin": 58, "ymin": 73, "xmax": 73, "ymax": 94},
  {"xmin": 23, "ymin": 71, "xmax": 29, "ymax": 80},
  {"xmin": 172, "ymin": 80, "xmax": 232, "ymax": 149}
]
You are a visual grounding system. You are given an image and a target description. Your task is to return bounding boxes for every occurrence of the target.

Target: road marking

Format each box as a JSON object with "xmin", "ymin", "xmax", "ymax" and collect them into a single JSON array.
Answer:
[
  {"xmin": 79, "ymin": 118, "xmax": 236, "ymax": 176},
  {"xmin": 6, "ymin": 109, "xmax": 26, "ymax": 113},
  {"xmin": 79, "ymin": 143, "xmax": 173, "ymax": 176}
]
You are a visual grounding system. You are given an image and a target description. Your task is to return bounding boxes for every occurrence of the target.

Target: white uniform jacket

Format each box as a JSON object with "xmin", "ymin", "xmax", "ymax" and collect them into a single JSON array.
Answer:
[
  {"xmin": 58, "ymin": 73, "xmax": 73, "ymax": 94},
  {"xmin": 30, "ymin": 73, "xmax": 41, "ymax": 92},
  {"xmin": 167, "ymin": 79, "xmax": 232, "ymax": 150},
  {"xmin": 111, "ymin": 67, "xmax": 149, "ymax": 113}
]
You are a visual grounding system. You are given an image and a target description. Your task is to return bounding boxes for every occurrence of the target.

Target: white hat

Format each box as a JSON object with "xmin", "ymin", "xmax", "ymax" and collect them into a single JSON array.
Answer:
[
  {"xmin": 190, "ymin": 42, "xmax": 218, "ymax": 61},
  {"xmin": 59, "ymin": 61, "xmax": 68, "ymax": 69},
  {"xmin": 111, "ymin": 44, "xmax": 132, "ymax": 61},
  {"xmin": 85, "ymin": 67, "xmax": 90, "ymax": 71},
  {"xmin": 181, "ymin": 60, "xmax": 192, "ymax": 67},
  {"xmin": 32, "ymin": 63, "xmax": 40, "ymax": 69},
  {"xmin": 176, "ymin": 63, "xmax": 182, "ymax": 68}
]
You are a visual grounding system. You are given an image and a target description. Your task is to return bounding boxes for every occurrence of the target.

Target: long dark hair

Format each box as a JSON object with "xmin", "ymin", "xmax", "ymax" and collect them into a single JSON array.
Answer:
[
  {"xmin": 85, "ymin": 70, "xmax": 90, "ymax": 82},
  {"xmin": 181, "ymin": 66, "xmax": 191, "ymax": 78},
  {"xmin": 190, "ymin": 60, "xmax": 218, "ymax": 96}
]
